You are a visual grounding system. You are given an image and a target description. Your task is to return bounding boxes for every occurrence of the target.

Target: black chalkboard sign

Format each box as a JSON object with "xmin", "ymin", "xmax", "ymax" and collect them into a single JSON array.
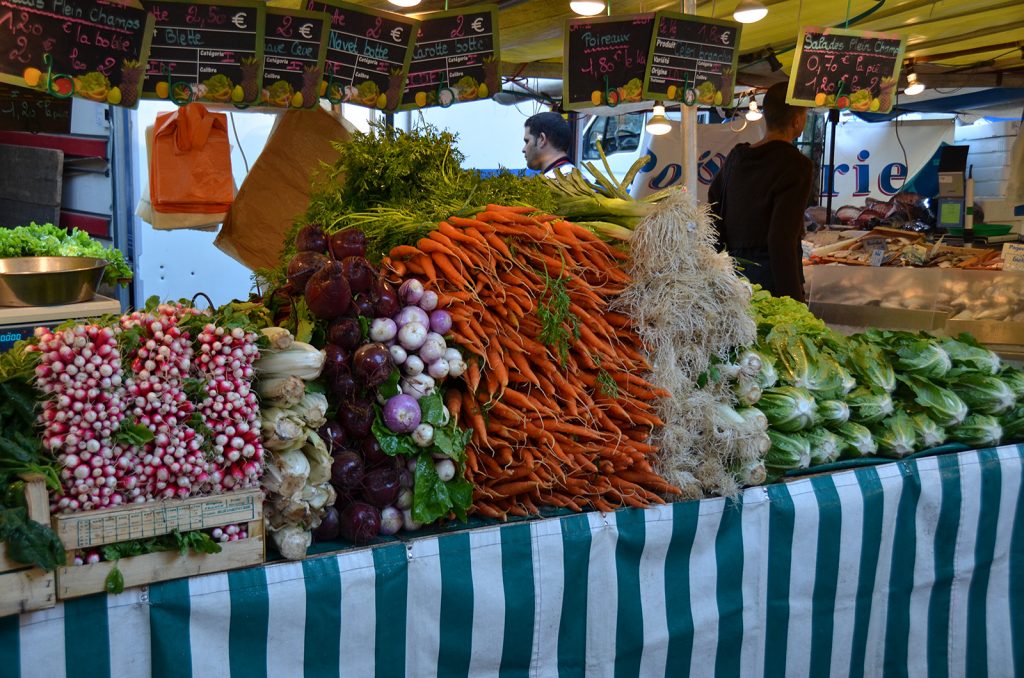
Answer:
[
  {"xmin": 262, "ymin": 7, "xmax": 329, "ymax": 109},
  {"xmin": 142, "ymin": 0, "xmax": 266, "ymax": 106},
  {"xmin": 0, "ymin": 83, "xmax": 71, "ymax": 133},
  {"xmin": 304, "ymin": 0, "xmax": 417, "ymax": 110},
  {"xmin": 643, "ymin": 12, "xmax": 740, "ymax": 107},
  {"xmin": 563, "ymin": 13, "xmax": 654, "ymax": 112},
  {"xmin": 0, "ymin": 0, "xmax": 153, "ymax": 108},
  {"xmin": 787, "ymin": 26, "xmax": 906, "ymax": 113},
  {"xmin": 398, "ymin": 5, "xmax": 499, "ymax": 111}
]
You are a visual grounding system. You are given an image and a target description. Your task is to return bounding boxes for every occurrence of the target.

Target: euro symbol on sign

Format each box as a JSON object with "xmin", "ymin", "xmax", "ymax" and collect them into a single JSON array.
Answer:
[
  {"xmin": 720, "ymin": 30, "xmax": 731, "ymax": 45},
  {"xmin": 390, "ymin": 27, "xmax": 404, "ymax": 41},
  {"xmin": 470, "ymin": 17, "xmax": 484, "ymax": 32},
  {"xmin": 231, "ymin": 12, "xmax": 248, "ymax": 29},
  {"xmin": 298, "ymin": 23, "xmax": 313, "ymax": 39}
]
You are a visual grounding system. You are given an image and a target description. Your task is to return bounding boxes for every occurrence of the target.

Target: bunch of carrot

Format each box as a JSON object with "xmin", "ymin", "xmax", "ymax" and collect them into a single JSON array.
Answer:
[{"xmin": 382, "ymin": 204, "xmax": 680, "ymax": 519}]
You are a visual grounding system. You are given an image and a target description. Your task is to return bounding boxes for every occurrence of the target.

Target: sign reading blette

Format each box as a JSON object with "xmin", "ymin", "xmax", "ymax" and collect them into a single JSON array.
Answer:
[
  {"xmin": 262, "ymin": 8, "xmax": 329, "ymax": 109},
  {"xmin": 563, "ymin": 13, "xmax": 653, "ymax": 111},
  {"xmin": 787, "ymin": 26, "xmax": 906, "ymax": 113},
  {"xmin": 0, "ymin": 0, "xmax": 153, "ymax": 108},
  {"xmin": 143, "ymin": 0, "xmax": 266, "ymax": 106},
  {"xmin": 643, "ymin": 12, "xmax": 740, "ymax": 106},
  {"xmin": 304, "ymin": 0, "xmax": 417, "ymax": 110},
  {"xmin": 399, "ymin": 5, "xmax": 499, "ymax": 110},
  {"xmin": 0, "ymin": 83, "xmax": 71, "ymax": 133}
]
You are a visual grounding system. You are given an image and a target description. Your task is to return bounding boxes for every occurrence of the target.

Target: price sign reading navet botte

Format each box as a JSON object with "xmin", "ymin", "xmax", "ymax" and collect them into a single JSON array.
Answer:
[
  {"xmin": 304, "ymin": 0, "xmax": 417, "ymax": 111},
  {"xmin": 787, "ymin": 26, "xmax": 906, "ymax": 113},
  {"xmin": 0, "ymin": 0, "xmax": 153, "ymax": 108},
  {"xmin": 261, "ymin": 8, "xmax": 328, "ymax": 109},
  {"xmin": 563, "ymin": 13, "xmax": 654, "ymax": 112},
  {"xmin": 143, "ymin": 0, "xmax": 266, "ymax": 106},
  {"xmin": 399, "ymin": 5, "xmax": 499, "ymax": 111},
  {"xmin": 643, "ymin": 12, "xmax": 740, "ymax": 107},
  {"xmin": 0, "ymin": 83, "xmax": 71, "ymax": 133}
]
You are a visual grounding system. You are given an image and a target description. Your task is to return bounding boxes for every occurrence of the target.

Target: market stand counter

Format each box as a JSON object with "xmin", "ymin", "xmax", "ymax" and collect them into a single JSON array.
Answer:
[{"xmin": 2, "ymin": 445, "xmax": 1021, "ymax": 676}]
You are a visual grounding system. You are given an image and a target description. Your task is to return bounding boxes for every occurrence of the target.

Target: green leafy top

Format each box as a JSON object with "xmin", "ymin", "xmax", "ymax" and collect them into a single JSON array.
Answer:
[{"xmin": 0, "ymin": 222, "xmax": 132, "ymax": 285}]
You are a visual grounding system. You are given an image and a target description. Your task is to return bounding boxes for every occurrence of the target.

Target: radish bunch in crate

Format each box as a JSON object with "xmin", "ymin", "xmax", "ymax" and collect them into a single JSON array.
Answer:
[{"xmin": 32, "ymin": 302, "xmax": 266, "ymax": 512}]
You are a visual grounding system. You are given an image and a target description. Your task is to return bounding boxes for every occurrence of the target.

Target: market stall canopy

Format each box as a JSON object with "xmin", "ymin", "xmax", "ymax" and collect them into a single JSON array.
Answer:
[{"xmin": 325, "ymin": 0, "xmax": 1023, "ymax": 90}]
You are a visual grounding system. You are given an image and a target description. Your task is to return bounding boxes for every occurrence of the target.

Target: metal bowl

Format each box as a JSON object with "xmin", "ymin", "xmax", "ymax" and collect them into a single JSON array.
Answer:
[{"xmin": 0, "ymin": 257, "xmax": 108, "ymax": 307}]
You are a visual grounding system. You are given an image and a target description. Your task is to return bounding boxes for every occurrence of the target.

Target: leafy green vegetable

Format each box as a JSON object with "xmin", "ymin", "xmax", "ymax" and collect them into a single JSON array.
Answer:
[
  {"xmin": 1000, "ymin": 405, "xmax": 1024, "ymax": 441},
  {"xmin": 949, "ymin": 414, "xmax": 1003, "ymax": 448},
  {"xmin": 0, "ymin": 506, "xmax": 65, "ymax": 570},
  {"xmin": 101, "ymin": 529, "xmax": 222, "ymax": 593},
  {"xmin": 756, "ymin": 386, "xmax": 818, "ymax": 432},
  {"xmin": 910, "ymin": 413, "xmax": 947, "ymax": 449},
  {"xmin": 749, "ymin": 286, "xmax": 830, "ymax": 339},
  {"xmin": 0, "ymin": 222, "xmax": 132, "ymax": 285},
  {"xmin": 872, "ymin": 412, "xmax": 918, "ymax": 459},
  {"xmin": 417, "ymin": 392, "xmax": 447, "ymax": 427},
  {"xmin": 832, "ymin": 421, "xmax": 877, "ymax": 459},
  {"xmin": 846, "ymin": 387, "xmax": 895, "ymax": 425},
  {"xmin": 413, "ymin": 453, "xmax": 472, "ymax": 524},
  {"xmin": 816, "ymin": 399, "xmax": 850, "ymax": 427},
  {"xmin": 896, "ymin": 375, "xmax": 968, "ymax": 427},
  {"xmin": 939, "ymin": 336, "xmax": 1001, "ymax": 376},
  {"xmin": 845, "ymin": 340, "xmax": 896, "ymax": 393},
  {"xmin": 948, "ymin": 373, "xmax": 1016, "ymax": 416},
  {"xmin": 804, "ymin": 427, "xmax": 841, "ymax": 466},
  {"xmin": 764, "ymin": 430, "xmax": 811, "ymax": 470},
  {"xmin": 893, "ymin": 340, "xmax": 952, "ymax": 380},
  {"xmin": 371, "ymin": 412, "xmax": 419, "ymax": 457}
]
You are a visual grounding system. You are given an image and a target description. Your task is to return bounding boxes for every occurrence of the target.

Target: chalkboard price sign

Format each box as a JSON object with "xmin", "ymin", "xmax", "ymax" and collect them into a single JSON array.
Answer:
[
  {"xmin": 563, "ymin": 13, "xmax": 654, "ymax": 112},
  {"xmin": 261, "ymin": 8, "xmax": 329, "ymax": 109},
  {"xmin": 643, "ymin": 12, "xmax": 740, "ymax": 106},
  {"xmin": 304, "ymin": 0, "xmax": 418, "ymax": 110},
  {"xmin": 0, "ymin": 83, "xmax": 71, "ymax": 133},
  {"xmin": 398, "ymin": 5, "xmax": 499, "ymax": 111},
  {"xmin": 143, "ymin": 0, "xmax": 267, "ymax": 106},
  {"xmin": 787, "ymin": 26, "xmax": 906, "ymax": 113},
  {"xmin": 0, "ymin": 0, "xmax": 154, "ymax": 108}
]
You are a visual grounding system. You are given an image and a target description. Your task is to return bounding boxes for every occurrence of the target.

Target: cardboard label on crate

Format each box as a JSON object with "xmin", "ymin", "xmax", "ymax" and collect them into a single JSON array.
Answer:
[{"xmin": 1001, "ymin": 243, "xmax": 1024, "ymax": 271}]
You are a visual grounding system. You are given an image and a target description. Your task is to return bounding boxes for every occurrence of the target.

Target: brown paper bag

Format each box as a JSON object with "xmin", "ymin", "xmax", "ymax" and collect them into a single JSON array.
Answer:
[{"xmin": 216, "ymin": 107, "xmax": 348, "ymax": 271}]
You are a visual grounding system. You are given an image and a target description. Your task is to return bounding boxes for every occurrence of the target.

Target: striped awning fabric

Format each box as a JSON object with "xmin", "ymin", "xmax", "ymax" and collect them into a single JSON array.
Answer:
[{"xmin": 2, "ymin": 444, "xmax": 1021, "ymax": 677}]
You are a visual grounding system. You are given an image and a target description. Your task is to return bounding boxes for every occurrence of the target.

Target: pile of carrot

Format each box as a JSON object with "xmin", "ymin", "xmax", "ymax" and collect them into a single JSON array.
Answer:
[{"xmin": 382, "ymin": 204, "xmax": 679, "ymax": 519}]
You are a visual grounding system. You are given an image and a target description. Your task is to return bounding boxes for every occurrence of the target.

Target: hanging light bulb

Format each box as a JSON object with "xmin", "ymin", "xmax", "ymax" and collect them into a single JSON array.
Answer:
[
  {"xmin": 570, "ymin": 0, "xmax": 605, "ymax": 16},
  {"xmin": 745, "ymin": 98, "xmax": 762, "ymax": 121},
  {"xmin": 389, "ymin": 0, "xmax": 421, "ymax": 7},
  {"xmin": 733, "ymin": 0, "xmax": 767, "ymax": 23},
  {"xmin": 904, "ymin": 71, "xmax": 925, "ymax": 96},
  {"xmin": 646, "ymin": 102, "xmax": 672, "ymax": 136}
]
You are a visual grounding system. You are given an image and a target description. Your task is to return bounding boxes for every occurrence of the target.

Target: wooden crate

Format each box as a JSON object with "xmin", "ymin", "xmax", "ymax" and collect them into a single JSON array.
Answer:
[
  {"xmin": 53, "ymin": 488, "xmax": 264, "ymax": 600},
  {"xmin": 0, "ymin": 475, "xmax": 57, "ymax": 617}
]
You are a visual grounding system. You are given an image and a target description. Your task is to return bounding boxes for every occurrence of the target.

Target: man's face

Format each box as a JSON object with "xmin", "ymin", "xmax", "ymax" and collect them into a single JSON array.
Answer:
[{"xmin": 523, "ymin": 128, "xmax": 543, "ymax": 170}]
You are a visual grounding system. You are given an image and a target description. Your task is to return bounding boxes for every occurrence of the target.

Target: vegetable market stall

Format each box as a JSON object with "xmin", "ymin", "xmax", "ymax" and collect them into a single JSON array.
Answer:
[{"xmin": 1, "ymin": 443, "xmax": 1021, "ymax": 677}]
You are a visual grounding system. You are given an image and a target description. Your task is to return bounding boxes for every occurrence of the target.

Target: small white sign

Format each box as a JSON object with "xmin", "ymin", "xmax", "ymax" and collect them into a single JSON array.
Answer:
[
  {"xmin": 1002, "ymin": 243, "xmax": 1024, "ymax": 271},
  {"xmin": 870, "ymin": 248, "xmax": 886, "ymax": 267}
]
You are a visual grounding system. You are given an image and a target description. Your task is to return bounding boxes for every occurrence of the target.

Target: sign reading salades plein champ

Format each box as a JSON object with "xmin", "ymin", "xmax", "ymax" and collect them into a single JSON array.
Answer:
[
  {"xmin": 304, "ymin": 0, "xmax": 417, "ymax": 110},
  {"xmin": 261, "ymin": 7, "xmax": 328, "ymax": 109},
  {"xmin": 642, "ymin": 12, "xmax": 740, "ymax": 107},
  {"xmin": 0, "ymin": 0, "xmax": 153, "ymax": 108},
  {"xmin": 142, "ymin": 0, "xmax": 266, "ymax": 106},
  {"xmin": 787, "ymin": 26, "xmax": 906, "ymax": 113},
  {"xmin": 563, "ymin": 13, "xmax": 654, "ymax": 111},
  {"xmin": 398, "ymin": 4, "xmax": 499, "ymax": 111}
]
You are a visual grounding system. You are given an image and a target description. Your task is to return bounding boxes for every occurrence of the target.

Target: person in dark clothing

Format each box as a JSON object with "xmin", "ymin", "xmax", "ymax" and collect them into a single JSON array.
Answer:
[
  {"xmin": 708, "ymin": 82, "xmax": 812, "ymax": 301},
  {"xmin": 523, "ymin": 112, "xmax": 577, "ymax": 177}
]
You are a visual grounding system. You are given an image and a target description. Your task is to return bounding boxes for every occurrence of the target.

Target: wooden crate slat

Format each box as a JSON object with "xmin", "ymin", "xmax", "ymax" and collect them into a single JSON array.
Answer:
[
  {"xmin": 54, "ymin": 489, "xmax": 263, "ymax": 550},
  {"xmin": 0, "ymin": 568, "xmax": 55, "ymax": 617},
  {"xmin": 55, "ymin": 535, "xmax": 264, "ymax": 600}
]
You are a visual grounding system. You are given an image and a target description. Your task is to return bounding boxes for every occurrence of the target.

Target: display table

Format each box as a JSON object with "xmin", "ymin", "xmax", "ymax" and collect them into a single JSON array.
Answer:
[{"xmin": 2, "ymin": 445, "xmax": 1021, "ymax": 677}]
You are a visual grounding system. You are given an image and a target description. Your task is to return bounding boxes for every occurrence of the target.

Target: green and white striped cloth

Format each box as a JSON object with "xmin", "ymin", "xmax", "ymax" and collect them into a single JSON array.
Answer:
[{"xmin": 2, "ymin": 445, "xmax": 1022, "ymax": 676}]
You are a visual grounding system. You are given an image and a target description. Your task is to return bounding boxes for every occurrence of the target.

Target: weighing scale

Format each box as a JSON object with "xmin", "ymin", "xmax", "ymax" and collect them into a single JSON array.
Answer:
[{"xmin": 0, "ymin": 295, "xmax": 121, "ymax": 352}]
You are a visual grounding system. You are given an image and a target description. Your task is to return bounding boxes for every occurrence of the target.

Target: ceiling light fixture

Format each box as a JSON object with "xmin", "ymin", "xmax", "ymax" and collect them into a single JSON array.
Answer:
[
  {"xmin": 570, "ymin": 0, "xmax": 606, "ymax": 16},
  {"xmin": 904, "ymin": 71, "xmax": 925, "ymax": 96},
  {"xmin": 733, "ymin": 0, "xmax": 767, "ymax": 23},
  {"xmin": 646, "ymin": 102, "xmax": 672, "ymax": 136},
  {"xmin": 389, "ymin": 0, "xmax": 421, "ymax": 6},
  {"xmin": 745, "ymin": 98, "xmax": 762, "ymax": 121}
]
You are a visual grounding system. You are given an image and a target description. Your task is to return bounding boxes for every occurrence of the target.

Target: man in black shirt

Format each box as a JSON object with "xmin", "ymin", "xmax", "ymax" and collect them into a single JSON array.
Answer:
[
  {"xmin": 523, "ymin": 112, "xmax": 577, "ymax": 178},
  {"xmin": 708, "ymin": 82, "xmax": 812, "ymax": 302}
]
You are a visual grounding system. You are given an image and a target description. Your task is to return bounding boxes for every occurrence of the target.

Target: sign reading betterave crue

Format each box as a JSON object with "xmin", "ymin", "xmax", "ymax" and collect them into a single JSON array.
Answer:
[
  {"xmin": 787, "ymin": 26, "xmax": 906, "ymax": 113},
  {"xmin": 0, "ymin": 83, "xmax": 71, "ymax": 132},
  {"xmin": 643, "ymin": 12, "xmax": 740, "ymax": 107},
  {"xmin": 262, "ymin": 7, "xmax": 328, "ymax": 109},
  {"xmin": 563, "ymin": 13, "xmax": 654, "ymax": 111},
  {"xmin": 304, "ymin": 0, "xmax": 417, "ymax": 110},
  {"xmin": 142, "ymin": 0, "xmax": 266, "ymax": 106},
  {"xmin": 399, "ymin": 5, "xmax": 499, "ymax": 111},
  {"xmin": 0, "ymin": 0, "xmax": 153, "ymax": 108}
]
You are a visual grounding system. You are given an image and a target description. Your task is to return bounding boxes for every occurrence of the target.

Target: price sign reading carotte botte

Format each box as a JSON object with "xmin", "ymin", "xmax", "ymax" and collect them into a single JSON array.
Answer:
[
  {"xmin": 261, "ymin": 7, "xmax": 328, "ymax": 109},
  {"xmin": 563, "ymin": 13, "xmax": 654, "ymax": 112},
  {"xmin": 0, "ymin": 0, "xmax": 153, "ymax": 108},
  {"xmin": 787, "ymin": 26, "xmax": 906, "ymax": 113},
  {"xmin": 643, "ymin": 12, "xmax": 740, "ymax": 107},
  {"xmin": 304, "ymin": 0, "xmax": 417, "ymax": 110},
  {"xmin": 0, "ymin": 83, "xmax": 70, "ymax": 132},
  {"xmin": 142, "ymin": 0, "xmax": 266, "ymax": 106},
  {"xmin": 398, "ymin": 5, "xmax": 499, "ymax": 111}
]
